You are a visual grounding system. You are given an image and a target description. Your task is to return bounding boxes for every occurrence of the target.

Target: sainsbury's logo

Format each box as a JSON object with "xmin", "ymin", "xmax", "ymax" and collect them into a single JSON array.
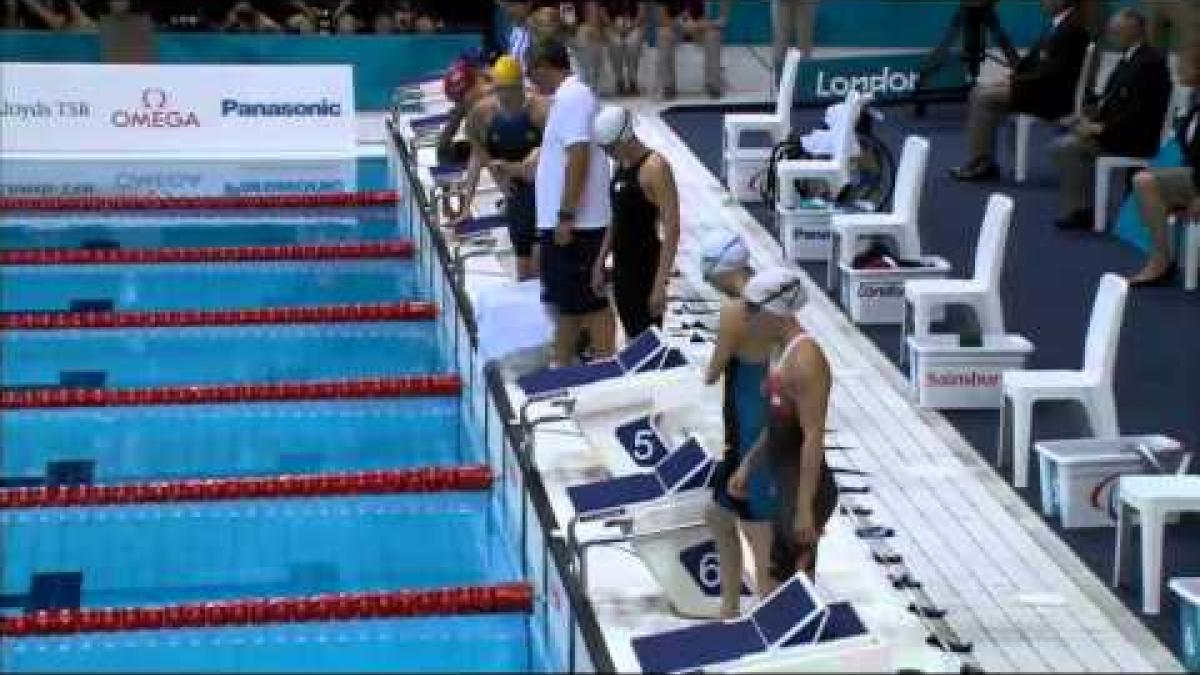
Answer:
[
  {"xmin": 924, "ymin": 371, "xmax": 1001, "ymax": 388},
  {"xmin": 111, "ymin": 88, "xmax": 201, "ymax": 129}
]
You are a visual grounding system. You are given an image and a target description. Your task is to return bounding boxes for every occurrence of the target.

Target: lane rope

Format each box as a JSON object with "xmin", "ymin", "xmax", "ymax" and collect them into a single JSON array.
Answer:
[
  {"xmin": 0, "ymin": 190, "xmax": 401, "ymax": 212},
  {"xmin": 0, "ymin": 302, "xmax": 438, "ymax": 330},
  {"xmin": 0, "ymin": 582, "xmax": 533, "ymax": 637},
  {"xmin": 0, "ymin": 240, "xmax": 414, "ymax": 266},
  {"xmin": 0, "ymin": 375, "xmax": 462, "ymax": 410},
  {"xmin": 0, "ymin": 465, "xmax": 492, "ymax": 510}
]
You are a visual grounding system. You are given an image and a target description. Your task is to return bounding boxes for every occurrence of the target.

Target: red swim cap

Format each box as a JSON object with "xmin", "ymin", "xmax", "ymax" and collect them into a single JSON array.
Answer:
[{"xmin": 443, "ymin": 60, "xmax": 477, "ymax": 104}]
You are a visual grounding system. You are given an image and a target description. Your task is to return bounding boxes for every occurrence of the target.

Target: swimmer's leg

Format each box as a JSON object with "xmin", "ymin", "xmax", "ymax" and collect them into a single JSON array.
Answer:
[
  {"xmin": 741, "ymin": 519, "xmax": 777, "ymax": 598},
  {"xmin": 705, "ymin": 501, "xmax": 744, "ymax": 618}
]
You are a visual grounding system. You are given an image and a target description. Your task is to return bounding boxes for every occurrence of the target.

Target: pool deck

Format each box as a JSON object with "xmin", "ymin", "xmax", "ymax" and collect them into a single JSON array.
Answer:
[{"xmin": 405, "ymin": 44, "xmax": 1186, "ymax": 673}]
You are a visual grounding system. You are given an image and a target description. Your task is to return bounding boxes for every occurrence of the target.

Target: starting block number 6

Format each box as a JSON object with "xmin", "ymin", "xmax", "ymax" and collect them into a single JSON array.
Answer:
[{"xmin": 697, "ymin": 552, "xmax": 722, "ymax": 591}]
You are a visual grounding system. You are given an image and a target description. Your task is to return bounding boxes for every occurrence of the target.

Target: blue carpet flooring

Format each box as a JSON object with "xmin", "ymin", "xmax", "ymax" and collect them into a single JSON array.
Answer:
[{"xmin": 663, "ymin": 100, "xmax": 1199, "ymax": 664}]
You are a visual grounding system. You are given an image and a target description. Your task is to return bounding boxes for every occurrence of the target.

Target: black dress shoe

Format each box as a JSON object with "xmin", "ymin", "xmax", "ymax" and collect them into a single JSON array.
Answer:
[
  {"xmin": 1054, "ymin": 210, "xmax": 1094, "ymax": 231},
  {"xmin": 1130, "ymin": 264, "xmax": 1178, "ymax": 287},
  {"xmin": 948, "ymin": 160, "xmax": 1000, "ymax": 182}
]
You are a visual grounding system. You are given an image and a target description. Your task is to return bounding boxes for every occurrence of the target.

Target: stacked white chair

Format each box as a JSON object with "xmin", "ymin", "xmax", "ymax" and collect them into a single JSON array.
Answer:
[
  {"xmin": 903, "ymin": 193, "xmax": 1014, "ymax": 348},
  {"xmin": 999, "ymin": 273, "xmax": 1128, "ymax": 489},
  {"xmin": 1093, "ymin": 86, "xmax": 1192, "ymax": 233},
  {"xmin": 722, "ymin": 49, "xmax": 804, "ymax": 202},
  {"xmin": 775, "ymin": 91, "xmax": 870, "ymax": 209},
  {"xmin": 1014, "ymin": 41, "xmax": 1097, "ymax": 183},
  {"xmin": 832, "ymin": 135, "xmax": 930, "ymax": 269}
]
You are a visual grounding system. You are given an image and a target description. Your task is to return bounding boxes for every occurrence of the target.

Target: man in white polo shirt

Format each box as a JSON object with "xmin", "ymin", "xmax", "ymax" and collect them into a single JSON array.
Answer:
[{"xmin": 524, "ymin": 36, "xmax": 614, "ymax": 366}]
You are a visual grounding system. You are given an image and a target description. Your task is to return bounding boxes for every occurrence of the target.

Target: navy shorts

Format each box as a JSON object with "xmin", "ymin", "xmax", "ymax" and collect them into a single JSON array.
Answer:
[
  {"xmin": 504, "ymin": 182, "xmax": 537, "ymax": 258},
  {"xmin": 539, "ymin": 228, "xmax": 610, "ymax": 316}
]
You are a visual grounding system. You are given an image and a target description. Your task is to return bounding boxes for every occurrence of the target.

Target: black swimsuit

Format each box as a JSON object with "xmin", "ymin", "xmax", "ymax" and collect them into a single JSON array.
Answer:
[
  {"xmin": 485, "ymin": 107, "xmax": 542, "ymax": 258},
  {"xmin": 610, "ymin": 151, "xmax": 663, "ymax": 338}
]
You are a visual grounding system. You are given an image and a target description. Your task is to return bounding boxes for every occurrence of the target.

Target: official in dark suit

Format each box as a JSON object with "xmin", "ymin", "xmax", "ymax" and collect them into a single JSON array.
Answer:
[
  {"xmin": 951, "ymin": 0, "xmax": 1092, "ymax": 181},
  {"xmin": 1050, "ymin": 8, "xmax": 1171, "ymax": 230},
  {"xmin": 1129, "ymin": 47, "xmax": 1200, "ymax": 285}
]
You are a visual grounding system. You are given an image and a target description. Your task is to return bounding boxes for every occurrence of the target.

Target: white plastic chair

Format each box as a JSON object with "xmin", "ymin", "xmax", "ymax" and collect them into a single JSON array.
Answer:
[
  {"xmin": 903, "ymin": 193, "xmax": 1014, "ymax": 350},
  {"xmin": 775, "ymin": 91, "xmax": 870, "ymax": 209},
  {"xmin": 999, "ymin": 273, "xmax": 1128, "ymax": 489},
  {"xmin": 1113, "ymin": 475, "xmax": 1200, "ymax": 614},
  {"xmin": 723, "ymin": 48, "xmax": 803, "ymax": 167},
  {"xmin": 1093, "ymin": 86, "xmax": 1191, "ymax": 233},
  {"xmin": 1183, "ymin": 217, "xmax": 1200, "ymax": 291},
  {"xmin": 832, "ymin": 136, "xmax": 930, "ymax": 269},
  {"xmin": 1015, "ymin": 41, "xmax": 1097, "ymax": 184}
]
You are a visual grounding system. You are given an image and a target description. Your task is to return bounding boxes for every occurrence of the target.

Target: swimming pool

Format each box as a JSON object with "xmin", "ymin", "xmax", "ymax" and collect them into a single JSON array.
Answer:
[{"xmin": 0, "ymin": 157, "xmax": 549, "ymax": 672}]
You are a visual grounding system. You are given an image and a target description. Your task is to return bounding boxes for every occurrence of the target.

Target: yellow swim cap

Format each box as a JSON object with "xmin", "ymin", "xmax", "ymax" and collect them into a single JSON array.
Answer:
[{"xmin": 491, "ymin": 54, "xmax": 523, "ymax": 87}]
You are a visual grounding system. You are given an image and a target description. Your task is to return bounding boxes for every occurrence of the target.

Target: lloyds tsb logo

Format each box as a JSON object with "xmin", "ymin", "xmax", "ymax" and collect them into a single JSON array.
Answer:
[{"xmin": 814, "ymin": 67, "xmax": 919, "ymax": 99}]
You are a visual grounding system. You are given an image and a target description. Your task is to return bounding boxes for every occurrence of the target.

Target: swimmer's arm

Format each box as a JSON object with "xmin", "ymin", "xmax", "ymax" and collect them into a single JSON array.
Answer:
[
  {"xmin": 704, "ymin": 300, "xmax": 742, "ymax": 386},
  {"xmin": 436, "ymin": 106, "xmax": 468, "ymax": 162},
  {"xmin": 643, "ymin": 155, "xmax": 680, "ymax": 305},
  {"xmin": 458, "ymin": 106, "xmax": 493, "ymax": 212},
  {"xmin": 791, "ymin": 362, "xmax": 831, "ymax": 516},
  {"xmin": 510, "ymin": 147, "xmax": 540, "ymax": 183},
  {"xmin": 560, "ymin": 142, "xmax": 590, "ymax": 218}
]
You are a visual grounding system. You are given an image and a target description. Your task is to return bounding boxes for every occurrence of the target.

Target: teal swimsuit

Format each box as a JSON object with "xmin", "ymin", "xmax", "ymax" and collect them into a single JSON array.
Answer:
[{"xmin": 714, "ymin": 357, "xmax": 778, "ymax": 521}]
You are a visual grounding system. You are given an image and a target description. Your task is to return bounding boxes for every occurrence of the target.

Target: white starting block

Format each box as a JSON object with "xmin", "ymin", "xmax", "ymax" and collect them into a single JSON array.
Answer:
[
  {"xmin": 1170, "ymin": 578, "xmax": 1200, "ymax": 672},
  {"xmin": 906, "ymin": 334, "xmax": 1034, "ymax": 409},
  {"xmin": 1034, "ymin": 436, "xmax": 1191, "ymax": 529},
  {"xmin": 838, "ymin": 258, "xmax": 952, "ymax": 325},
  {"xmin": 780, "ymin": 202, "xmax": 834, "ymax": 262},
  {"xmin": 631, "ymin": 493, "xmax": 753, "ymax": 619}
]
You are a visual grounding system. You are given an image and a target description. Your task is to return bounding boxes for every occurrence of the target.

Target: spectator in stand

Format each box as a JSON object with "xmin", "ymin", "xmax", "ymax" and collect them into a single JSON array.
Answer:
[
  {"xmin": 3, "ymin": 0, "xmax": 96, "ymax": 31},
  {"xmin": 573, "ymin": 1, "xmax": 608, "ymax": 92},
  {"xmin": 1050, "ymin": 8, "xmax": 1171, "ymax": 231},
  {"xmin": 603, "ymin": 1, "xmax": 648, "ymax": 96},
  {"xmin": 1129, "ymin": 40, "xmax": 1200, "ymax": 285},
  {"xmin": 1142, "ymin": 0, "xmax": 1196, "ymax": 53},
  {"xmin": 498, "ymin": 0, "xmax": 534, "ymax": 68},
  {"xmin": 220, "ymin": 2, "xmax": 282, "ymax": 32},
  {"xmin": 772, "ymin": 0, "xmax": 819, "ymax": 73},
  {"xmin": 654, "ymin": 0, "xmax": 733, "ymax": 100},
  {"xmin": 949, "ymin": 0, "xmax": 1091, "ymax": 181}
]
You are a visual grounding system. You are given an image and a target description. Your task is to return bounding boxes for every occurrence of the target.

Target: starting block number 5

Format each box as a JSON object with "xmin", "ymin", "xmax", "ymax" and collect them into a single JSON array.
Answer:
[{"xmin": 616, "ymin": 417, "xmax": 667, "ymax": 468}]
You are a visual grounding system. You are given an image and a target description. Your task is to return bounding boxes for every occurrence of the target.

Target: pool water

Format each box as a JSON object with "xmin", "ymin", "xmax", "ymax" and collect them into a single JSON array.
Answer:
[{"xmin": 0, "ymin": 159, "xmax": 538, "ymax": 673}]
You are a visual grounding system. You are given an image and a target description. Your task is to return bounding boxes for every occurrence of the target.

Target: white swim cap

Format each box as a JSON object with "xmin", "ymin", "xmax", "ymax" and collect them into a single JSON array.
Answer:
[
  {"xmin": 700, "ymin": 231, "xmax": 750, "ymax": 279},
  {"xmin": 743, "ymin": 267, "xmax": 807, "ymax": 316},
  {"xmin": 593, "ymin": 105, "xmax": 634, "ymax": 146}
]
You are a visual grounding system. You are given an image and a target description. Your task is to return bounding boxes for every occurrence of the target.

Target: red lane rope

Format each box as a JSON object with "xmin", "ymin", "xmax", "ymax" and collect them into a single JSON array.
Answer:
[
  {"xmin": 0, "ymin": 190, "xmax": 400, "ymax": 212},
  {"xmin": 0, "ymin": 241, "xmax": 414, "ymax": 266},
  {"xmin": 0, "ymin": 302, "xmax": 438, "ymax": 331},
  {"xmin": 0, "ymin": 375, "xmax": 461, "ymax": 410},
  {"xmin": 0, "ymin": 465, "xmax": 492, "ymax": 510},
  {"xmin": 0, "ymin": 582, "xmax": 532, "ymax": 637}
]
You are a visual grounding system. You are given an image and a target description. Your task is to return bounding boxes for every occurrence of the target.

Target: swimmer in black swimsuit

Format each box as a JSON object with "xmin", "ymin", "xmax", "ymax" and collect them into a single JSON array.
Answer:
[{"xmin": 592, "ymin": 105, "xmax": 680, "ymax": 340}]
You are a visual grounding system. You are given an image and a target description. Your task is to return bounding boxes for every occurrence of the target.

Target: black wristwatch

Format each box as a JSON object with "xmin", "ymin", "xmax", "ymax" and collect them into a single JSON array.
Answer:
[{"xmin": 557, "ymin": 209, "xmax": 576, "ymax": 222}]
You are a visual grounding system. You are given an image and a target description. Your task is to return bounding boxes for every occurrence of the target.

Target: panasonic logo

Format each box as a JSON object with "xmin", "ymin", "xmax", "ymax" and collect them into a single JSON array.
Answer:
[
  {"xmin": 815, "ymin": 67, "xmax": 919, "ymax": 98},
  {"xmin": 221, "ymin": 99, "xmax": 343, "ymax": 118}
]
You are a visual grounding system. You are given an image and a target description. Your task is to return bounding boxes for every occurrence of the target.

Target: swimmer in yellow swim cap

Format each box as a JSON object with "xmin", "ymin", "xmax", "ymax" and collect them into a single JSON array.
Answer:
[{"xmin": 446, "ymin": 54, "xmax": 550, "ymax": 282}]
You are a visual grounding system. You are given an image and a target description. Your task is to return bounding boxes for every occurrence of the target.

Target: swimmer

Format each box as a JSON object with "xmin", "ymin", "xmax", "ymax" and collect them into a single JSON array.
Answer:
[{"xmin": 451, "ymin": 54, "xmax": 549, "ymax": 281}]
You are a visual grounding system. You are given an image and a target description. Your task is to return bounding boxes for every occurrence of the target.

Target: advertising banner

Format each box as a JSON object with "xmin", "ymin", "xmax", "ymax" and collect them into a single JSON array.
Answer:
[
  {"xmin": 0, "ymin": 63, "xmax": 356, "ymax": 156},
  {"xmin": 794, "ymin": 52, "xmax": 967, "ymax": 106}
]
